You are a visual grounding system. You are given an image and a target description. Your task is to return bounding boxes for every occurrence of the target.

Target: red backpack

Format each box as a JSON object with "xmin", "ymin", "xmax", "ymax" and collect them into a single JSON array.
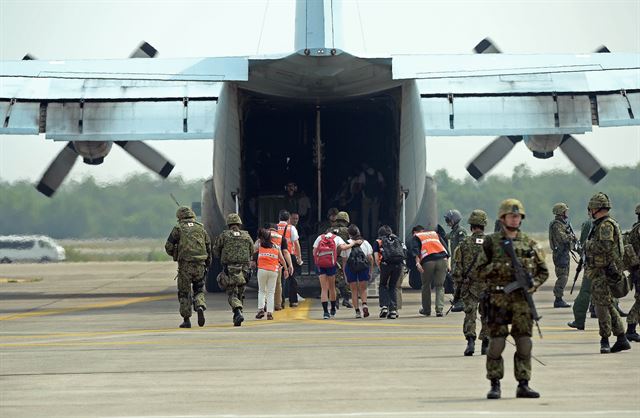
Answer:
[{"xmin": 314, "ymin": 233, "xmax": 338, "ymax": 268}]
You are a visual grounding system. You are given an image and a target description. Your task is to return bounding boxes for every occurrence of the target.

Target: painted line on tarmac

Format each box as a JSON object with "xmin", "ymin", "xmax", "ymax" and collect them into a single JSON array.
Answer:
[
  {"xmin": 273, "ymin": 299, "xmax": 312, "ymax": 321},
  {"xmin": 0, "ymin": 295, "xmax": 174, "ymax": 321},
  {"xmin": 99, "ymin": 410, "xmax": 640, "ymax": 417}
]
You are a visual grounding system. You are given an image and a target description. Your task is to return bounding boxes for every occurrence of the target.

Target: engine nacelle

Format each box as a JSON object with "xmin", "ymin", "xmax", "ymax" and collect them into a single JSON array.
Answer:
[
  {"xmin": 72, "ymin": 141, "xmax": 113, "ymax": 165},
  {"xmin": 523, "ymin": 135, "xmax": 563, "ymax": 159}
]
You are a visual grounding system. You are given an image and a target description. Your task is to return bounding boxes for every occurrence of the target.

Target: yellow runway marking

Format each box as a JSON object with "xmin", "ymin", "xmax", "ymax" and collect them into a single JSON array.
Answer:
[{"xmin": 0, "ymin": 294, "xmax": 174, "ymax": 321}]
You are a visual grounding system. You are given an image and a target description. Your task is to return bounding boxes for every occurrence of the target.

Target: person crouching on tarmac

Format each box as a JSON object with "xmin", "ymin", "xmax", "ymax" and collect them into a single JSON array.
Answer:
[
  {"xmin": 341, "ymin": 225, "xmax": 374, "ymax": 318},
  {"xmin": 451, "ymin": 209, "xmax": 489, "ymax": 356},
  {"xmin": 254, "ymin": 228, "xmax": 288, "ymax": 320},
  {"xmin": 477, "ymin": 199, "xmax": 548, "ymax": 399},
  {"xmin": 213, "ymin": 213, "xmax": 254, "ymax": 327},
  {"xmin": 165, "ymin": 206, "xmax": 212, "ymax": 329},
  {"xmin": 313, "ymin": 229, "xmax": 362, "ymax": 319}
]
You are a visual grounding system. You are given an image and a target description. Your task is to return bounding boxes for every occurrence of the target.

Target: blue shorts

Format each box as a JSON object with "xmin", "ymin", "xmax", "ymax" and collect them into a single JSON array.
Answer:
[
  {"xmin": 316, "ymin": 266, "xmax": 337, "ymax": 276},
  {"xmin": 344, "ymin": 265, "xmax": 370, "ymax": 283}
]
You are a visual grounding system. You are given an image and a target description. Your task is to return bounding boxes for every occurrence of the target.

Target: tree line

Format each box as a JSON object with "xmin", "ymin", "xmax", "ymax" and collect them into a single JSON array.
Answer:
[{"xmin": 0, "ymin": 164, "xmax": 638, "ymax": 239}]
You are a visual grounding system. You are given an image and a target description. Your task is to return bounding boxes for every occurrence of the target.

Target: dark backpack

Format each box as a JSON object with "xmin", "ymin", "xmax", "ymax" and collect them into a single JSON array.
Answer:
[
  {"xmin": 381, "ymin": 234, "xmax": 405, "ymax": 264},
  {"xmin": 347, "ymin": 244, "xmax": 369, "ymax": 273}
]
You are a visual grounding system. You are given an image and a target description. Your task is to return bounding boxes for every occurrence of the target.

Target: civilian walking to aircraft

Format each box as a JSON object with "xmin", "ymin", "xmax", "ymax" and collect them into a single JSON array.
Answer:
[
  {"xmin": 254, "ymin": 228, "xmax": 288, "ymax": 320},
  {"xmin": 341, "ymin": 225, "xmax": 374, "ymax": 318}
]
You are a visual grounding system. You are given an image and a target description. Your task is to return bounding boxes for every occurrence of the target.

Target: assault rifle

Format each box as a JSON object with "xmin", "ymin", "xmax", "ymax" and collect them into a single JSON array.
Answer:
[
  {"xmin": 501, "ymin": 239, "xmax": 543, "ymax": 338},
  {"xmin": 570, "ymin": 254, "xmax": 585, "ymax": 295}
]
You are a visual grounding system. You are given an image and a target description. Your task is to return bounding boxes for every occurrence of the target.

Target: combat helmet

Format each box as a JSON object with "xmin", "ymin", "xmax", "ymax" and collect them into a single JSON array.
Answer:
[
  {"xmin": 336, "ymin": 211, "xmax": 350, "ymax": 224},
  {"xmin": 176, "ymin": 206, "xmax": 196, "ymax": 220},
  {"xmin": 468, "ymin": 209, "xmax": 488, "ymax": 226},
  {"xmin": 444, "ymin": 209, "xmax": 462, "ymax": 226},
  {"xmin": 498, "ymin": 198, "xmax": 526, "ymax": 219},
  {"xmin": 552, "ymin": 202, "xmax": 569, "ymax": 216},
  {"xmin": 226, "ymin": 213, "xmax": 242, "ymax": 226},
  {"xmin": 587, "ymin": 192, "xmax": 611, "ymax": 211}
]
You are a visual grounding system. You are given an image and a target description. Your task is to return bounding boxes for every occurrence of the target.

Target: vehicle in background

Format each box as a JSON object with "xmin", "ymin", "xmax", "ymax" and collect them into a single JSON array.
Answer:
[{"xmin": 0, "ymin": 235, "xmax": 66, "ymax": 263}]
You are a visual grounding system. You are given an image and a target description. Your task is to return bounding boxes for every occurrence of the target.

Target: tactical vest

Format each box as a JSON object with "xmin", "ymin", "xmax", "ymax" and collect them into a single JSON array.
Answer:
[
  {"xmin": 177, "ymin": 220, "xmax": 208, "ymax": 262},
  {"xmin": 220, "ymin": 229, "xmax": 252, "ymax": 265},
  {"xmin": 416, "ymin": 231, "xmax": 447, "ymax": 261}
]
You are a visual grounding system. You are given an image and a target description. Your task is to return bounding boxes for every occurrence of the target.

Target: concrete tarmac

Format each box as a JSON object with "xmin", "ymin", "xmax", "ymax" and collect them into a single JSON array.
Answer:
[{"xmin": 1, "ymin": 261, "xmax": 638, "ymax": 418}]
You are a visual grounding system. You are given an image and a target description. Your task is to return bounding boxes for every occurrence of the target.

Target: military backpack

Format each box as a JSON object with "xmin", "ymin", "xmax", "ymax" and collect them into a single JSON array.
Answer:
[
  {"xmin": 220, "ymin": 230, "xmax": 252, "ymax": 265},
  {"xmin": 177, "ymin": 220, "xmax": 208, "ymax": 261}
]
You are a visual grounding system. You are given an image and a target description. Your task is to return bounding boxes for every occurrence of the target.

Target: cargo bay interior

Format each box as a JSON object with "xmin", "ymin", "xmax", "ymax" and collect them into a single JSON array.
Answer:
[{"xmin": 240, "ymin": 90, "xmax": 401, "ymax": 268}]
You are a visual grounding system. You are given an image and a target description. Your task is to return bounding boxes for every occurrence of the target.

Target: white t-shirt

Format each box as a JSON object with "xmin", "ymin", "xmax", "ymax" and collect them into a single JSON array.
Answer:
[
  {"xmin": 313, "ymin": 233, "xmax": 346, "ymax": 249},
  {"xmin": 288, "ymin": 225, "xmax": 299, "ymax": 242},
  {"xmin": 341, "ymin": 239, "xmax": 373, "ymax": 259}
]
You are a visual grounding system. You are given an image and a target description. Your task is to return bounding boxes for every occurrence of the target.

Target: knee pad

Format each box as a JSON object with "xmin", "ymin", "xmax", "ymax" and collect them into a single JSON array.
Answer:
[
  {"xmin": 514, "ymin": 336, "xmax": 532, "ymax": 358},
  {"xmin": 487, "ymin": 337, "xmax": 506, "ymax": 359}
]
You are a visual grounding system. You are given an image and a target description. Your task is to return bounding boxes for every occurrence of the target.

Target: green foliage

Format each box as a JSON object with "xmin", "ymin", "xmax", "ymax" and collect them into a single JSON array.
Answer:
[
  {"xmin": 0, "ymin": 173, "xmax": 203, "ymax": 239},
  {"xmin": 435, "ymin": 163, "xmax": 640, "ymax": 232}
]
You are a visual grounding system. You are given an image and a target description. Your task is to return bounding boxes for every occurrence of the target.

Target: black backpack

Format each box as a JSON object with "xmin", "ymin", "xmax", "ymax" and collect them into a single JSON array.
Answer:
[
  {"xmin": 347, "ymin": 244, "xmax": 370, "ymax": 273},
  {"xmin": 381, "ymin": 234, "xmax": 406, "ymax": 264}
]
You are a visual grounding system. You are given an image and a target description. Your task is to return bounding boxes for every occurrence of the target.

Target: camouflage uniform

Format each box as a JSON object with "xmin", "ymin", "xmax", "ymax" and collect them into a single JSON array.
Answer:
[
  {"xmin": 548, "ymin": 203, "xmax": 576, "ymax": 302},
  {"xmin": 213, "ymin": 214, "xmax": 254, "ymax": 323},
  {"xmin": 625, "ymin": 207, "xmax": 640, "ymax": 340},
  {"xmin": 329, "ymin": 212, "xmax": 352, "ymax": 306},
  {"xmin": 165, "ymin": 207, "xmax": 211, "ymax": 323},
  {"xmin": 477, "ymin": 199, "xmax": 548, "ymax": 398},
  {"xmin": 452, "ymin": 211, "xmax": 488, "ymax": 342},
  {"xmin": 446, "ymin": 218, "xmax": 468, "ymax": 270}
]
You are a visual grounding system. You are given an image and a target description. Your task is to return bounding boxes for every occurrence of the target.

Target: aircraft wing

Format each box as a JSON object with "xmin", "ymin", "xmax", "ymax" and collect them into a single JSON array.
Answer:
[
  {"xmin": 0, "ymin": 57, "xmax": 248, "ymax": 140},
  {"xmin": 392, "ymin": 53, "xmax": 640, "ymax": 136}
]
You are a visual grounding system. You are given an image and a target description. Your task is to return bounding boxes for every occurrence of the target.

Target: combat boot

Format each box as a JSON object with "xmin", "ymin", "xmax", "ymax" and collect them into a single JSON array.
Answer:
[
  {"xmin": 486, "ymin": 379, "xmax": 501, "ymax": 399},
  {"xmin": 196, "ymin": 307, "xmax": 205, "ymax": 327},
  {"xmin": 610, "ymin": 334, "xmax": 631, "ymax": 353},
  {"xmin": 600, "ymin": 337, "xmax": 611, "ymax": 354},
  {"xmin": 567, "ymin": 321, "xmax": 585, "ymax": 330},
  {"xmin": 553, "ymin": 297, "xmax": 571, "ymax": 308},
  {"xmin": 232, "ymin": 308, "xmax": 244, "ymax": 327},
  {"xmin": 464, "ymin": 336, "xmax": 475, "ymax": 356},
  {"xmin": 481, "ymin": 337, "xmax": 489, "ymax": 355},
  {"xmin": 179, "ymin": 317, "xmax": 191, "ymax": 328},
  {"xmin": 516, "ymin": 380, "xmax": 540, "ymax": 398},
  {"xmin": 626, "ymin": 324, "xmax": 640, "ymax": 342}
]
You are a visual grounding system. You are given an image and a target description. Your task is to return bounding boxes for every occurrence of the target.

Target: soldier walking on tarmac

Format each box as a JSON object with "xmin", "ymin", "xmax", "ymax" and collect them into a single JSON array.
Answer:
[
  {"xmin": 213, "ymin": 213, "xmax": 254, "ymax": 327},
  {"xmin": 165, "ymin": 206, "xmax": 212, "ymax": 329},
  {"xmin": 624, "ymin": 204, "xmax": 640, "ymax": 342},
  {"xmin": 583, "ymin": 192, "xmax": 631, "ymax": 353},
  {"xmin": 446, "ymin": 209, "xmax": 468, "ymax": 313},
  {"xmin": 329, "ymin": 211, "xmax": 354, "ymax": 308},
  {"xmin": 451, "ymin": 209, "xmax": 489, "ymax": 356},
  {"xmin": 478, "ymin": 199, "xmax": 548, "ymax": 399},
  {"xmin": 548, "ymin": 202, "xmax": 576, "ymax": 308}
]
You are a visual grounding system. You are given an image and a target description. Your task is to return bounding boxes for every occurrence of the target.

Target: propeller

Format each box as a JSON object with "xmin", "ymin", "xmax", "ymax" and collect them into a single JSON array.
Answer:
[
  {"xmin": 465, "ymin": 38, "xmax": 608, "ymax": 183},
  {"xmin": 31, "ymin": 42, "xmax": 175, "ymax": 197}
]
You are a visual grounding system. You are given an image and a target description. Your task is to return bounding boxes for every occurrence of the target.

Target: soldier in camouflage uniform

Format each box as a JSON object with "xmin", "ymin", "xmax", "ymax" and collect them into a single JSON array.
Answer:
[
  {"xmin": 328, "ymin": 211, "xmax": 353, "ymax": 308},
  {"xmin": 165, "ymin": 206, "xmax": 212, "ymax": 328},
  {"xmin": 452, "ymin": 209, "xmax": 489, "ymax": 356},
  {"xmin": 477, "ymin": 199, "xmax": 548, "ymax": 399},
  {"xmin": 213, "ymin": 213, "xmax": 254, "ymax": 327},
  {"xmin": 446, "ymin": 209, "xmax": 468, "ymax": 312},
  {"xmin": 583, "ymin": 192, "xmax": 631, "ymax": 353},
  {"xmin": 623, "ymin": 204, "xmax": 640, "ymax": 342},
  {"xmin": 548, "ymin": 202, "xmax": 576, "ymax": 308}
]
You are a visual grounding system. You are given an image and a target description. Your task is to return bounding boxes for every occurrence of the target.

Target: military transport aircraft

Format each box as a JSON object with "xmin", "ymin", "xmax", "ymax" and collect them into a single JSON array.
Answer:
[{"xmin": 1, "ymin": 0, "xmax": 639, "ymax": 270}]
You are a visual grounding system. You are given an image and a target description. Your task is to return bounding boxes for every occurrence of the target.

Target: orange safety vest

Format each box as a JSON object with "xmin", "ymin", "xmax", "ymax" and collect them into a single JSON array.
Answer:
[
  {"xmin": 258, "ymin": 245, "xmax": 280, "ymax": 272},
  {"xmin": 277, "ymin": 221, "xmax": 297, "ymax": 256},
  {"xmin": 415, "ymin": 231, "xmax": 446, "ymax": 261},
  {"xmin": 270, "ymin": 230, "xmax": 283, "ymax": 250}
]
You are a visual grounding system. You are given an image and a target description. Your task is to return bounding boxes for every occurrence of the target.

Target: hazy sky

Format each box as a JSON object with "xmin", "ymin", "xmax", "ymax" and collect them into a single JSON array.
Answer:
[{"xmin": 1, "ymin": 0, "xmax": 639, "ymax": 184}]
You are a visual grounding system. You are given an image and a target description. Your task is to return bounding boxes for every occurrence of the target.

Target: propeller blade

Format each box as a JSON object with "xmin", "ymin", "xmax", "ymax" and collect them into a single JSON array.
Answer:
[
  {"xmin": 473, "ymin": 38, "xmax": 501, "ymax": 54},
  {"xmin": 595, "ymin": 45, "xmax": 610, "ymax": 53},
  {"xmin": 35, "ymin": 142, "xmax": 79, "ymax": 197},
  {"xmin": 116, "ymin": 141, "xmax": 174, "ymax": 178},
  {"xmin": 558, "ymin": 135, "xmax": 607, "ymax": 183},
  {"xmin": 129, "ymin": 41, "xmax": 158, "ymax": 58},
  {"xmin": 466, "ymin": 136, "xmax": 522, "ymax": 180},
  {"xmin": 22, "ymin": 54, "xmax": 36, "ymax": 60}
]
